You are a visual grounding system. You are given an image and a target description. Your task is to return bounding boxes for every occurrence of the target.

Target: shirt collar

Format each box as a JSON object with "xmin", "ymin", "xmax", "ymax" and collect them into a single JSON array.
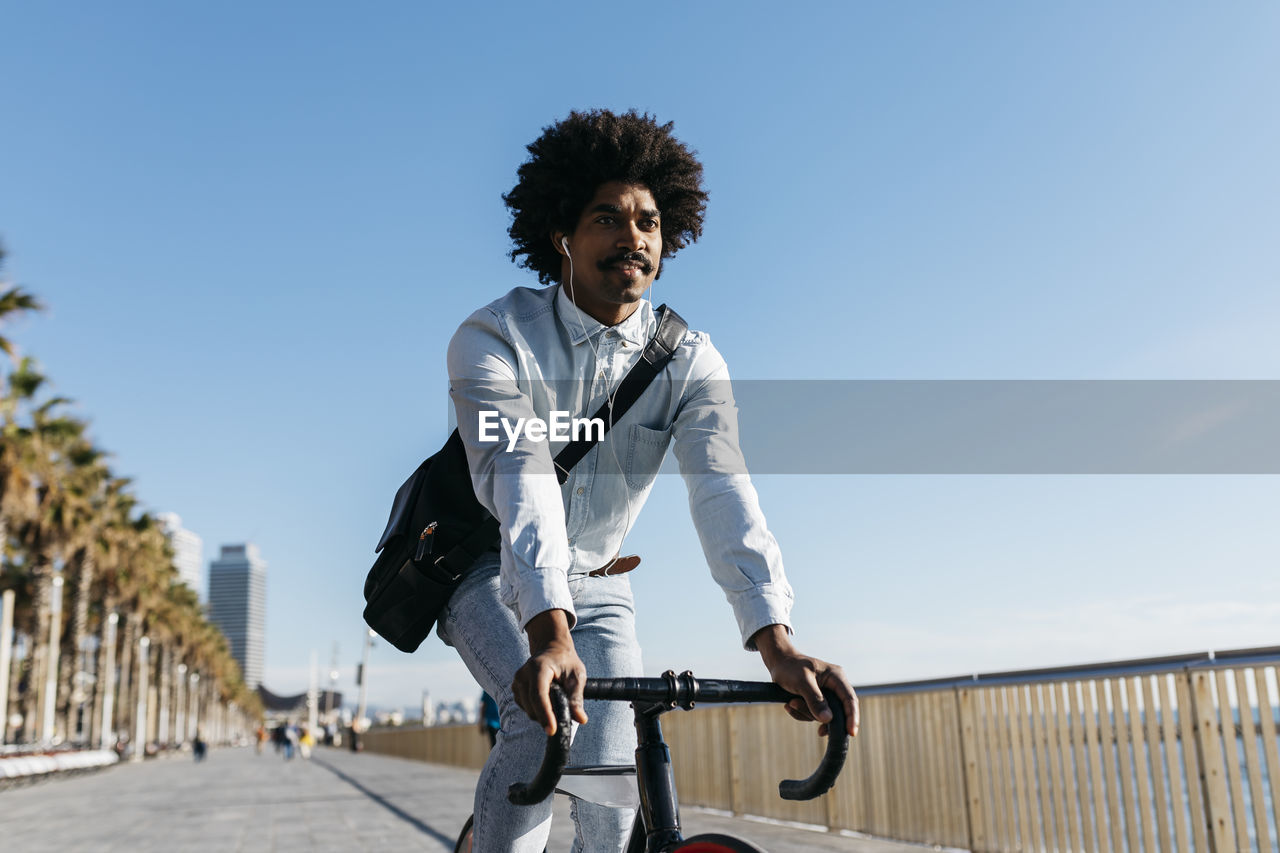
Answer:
[{"xmin": 554, "ymin": 284, "xmax": 653, "ymax": 348}]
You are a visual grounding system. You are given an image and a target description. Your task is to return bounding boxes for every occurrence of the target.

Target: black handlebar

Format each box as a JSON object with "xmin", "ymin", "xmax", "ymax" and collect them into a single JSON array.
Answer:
[
  {"xmin": 506, "ymin": 673, "xmax": 849, "ymax": 806},
  {"xmin": 506, "ymin": 684, "xmax": 573, "ymax": 805}
]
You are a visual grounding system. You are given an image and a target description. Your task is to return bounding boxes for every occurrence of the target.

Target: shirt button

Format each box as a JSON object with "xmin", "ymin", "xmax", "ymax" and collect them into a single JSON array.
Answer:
[
  {"xmin": 621, "ymin": 341, "xmax": 629, "ymax": 348},
  {"xmin": 599, "ymin": 370, "xmax": 606, "ymax": 378},
  {"xmin": 576, "ymin": 487, "xmax": 584, "ymax": 495}
]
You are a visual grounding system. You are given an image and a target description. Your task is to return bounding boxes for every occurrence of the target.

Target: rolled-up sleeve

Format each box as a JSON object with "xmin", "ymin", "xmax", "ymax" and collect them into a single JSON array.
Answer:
[
  {"xmin": 671, "ymin": 343, "xmax": 794, "ymax": 649},
  {"xmin": 447, "ymin": 308, "xmax": 576, "ymax": 629}
]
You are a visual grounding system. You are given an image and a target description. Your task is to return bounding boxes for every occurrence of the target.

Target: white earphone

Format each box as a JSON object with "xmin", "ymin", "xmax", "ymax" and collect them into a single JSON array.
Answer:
[{"xmin": 561, "ymin": 236, "xmax": 571, "ymax": 256}]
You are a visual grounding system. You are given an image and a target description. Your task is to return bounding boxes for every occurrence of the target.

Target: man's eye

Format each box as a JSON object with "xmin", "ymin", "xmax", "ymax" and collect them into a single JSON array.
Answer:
[
  {"xmin": 642, "ymin": 219, "xmax": 659, "ymax": 230},
  {"xmin": 596, "ymin": 216, "xmax": 615, "ymax": 225}
]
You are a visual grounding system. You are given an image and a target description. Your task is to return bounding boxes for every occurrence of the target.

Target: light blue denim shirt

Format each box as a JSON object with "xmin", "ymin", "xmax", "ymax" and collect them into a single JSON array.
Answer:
[{"xmin": 447, "ymin": 284, "xmax": 793, "ymax": 649}]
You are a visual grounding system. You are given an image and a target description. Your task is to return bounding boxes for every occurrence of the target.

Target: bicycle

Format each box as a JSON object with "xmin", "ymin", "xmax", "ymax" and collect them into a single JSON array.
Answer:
[{"xmin": 454, "ymin": 669, "xmax": 849, "ymax": 853}]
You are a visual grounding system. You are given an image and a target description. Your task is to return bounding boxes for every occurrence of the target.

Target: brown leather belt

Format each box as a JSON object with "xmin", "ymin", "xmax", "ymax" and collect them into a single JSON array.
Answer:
[{"xmin": 588, "ymin": 554, "xmax": 641, "ymax": 577}]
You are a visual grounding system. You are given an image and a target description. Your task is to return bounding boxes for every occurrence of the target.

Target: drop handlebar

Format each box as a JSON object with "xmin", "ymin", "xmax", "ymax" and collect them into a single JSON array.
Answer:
[{"xmin": 507, "ymin": 671, "xmax": 849, "ymax": 806}]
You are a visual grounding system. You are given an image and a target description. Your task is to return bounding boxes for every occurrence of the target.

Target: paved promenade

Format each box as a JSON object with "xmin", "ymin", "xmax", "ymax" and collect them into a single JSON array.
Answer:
[{"xmin": 0, "ymin": 746, "xmax": 930, "ymax": 852}]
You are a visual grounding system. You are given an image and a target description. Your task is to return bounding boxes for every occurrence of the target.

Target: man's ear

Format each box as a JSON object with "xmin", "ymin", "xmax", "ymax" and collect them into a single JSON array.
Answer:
[{"xmin": 552, "ymin": 231, "xmax": 569, "ymax": 256}]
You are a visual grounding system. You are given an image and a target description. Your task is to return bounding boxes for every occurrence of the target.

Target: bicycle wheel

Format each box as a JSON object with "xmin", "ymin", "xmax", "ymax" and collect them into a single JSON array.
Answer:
[
  {"xmin": 672, "ymin": 833, "xmax": 766, "ymax": 852},
  {"xmin": 453, "ymin": 815, "xmax": 474, "ymax": 853}
]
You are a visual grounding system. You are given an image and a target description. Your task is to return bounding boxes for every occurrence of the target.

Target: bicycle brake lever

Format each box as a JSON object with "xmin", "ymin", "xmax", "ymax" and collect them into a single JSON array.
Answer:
[
  {"xmin": 507, "ymin": 683, "xmax": 573, "ymax": 805},
  {"xmin": 778, "ymin": 688, "xmax": 849, "ymax": 801}
]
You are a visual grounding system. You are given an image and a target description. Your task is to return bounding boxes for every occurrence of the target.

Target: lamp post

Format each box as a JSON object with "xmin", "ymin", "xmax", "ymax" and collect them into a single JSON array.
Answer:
[
  {"xmin": 175, "ymin": 663, "xmax": 187, "ymax": 745},
  {"xmin": 307, "ymin": 651, "xmax": 319, "ymax": 734},
  {"xmin": 41, "ymin": 575, "xmax": 65, "ymax": 743},
  {"xmin": 99, "ymin": 612, "xmax": 119, "ymax": 748},
  {"xmin": 0, "ymin": 589, "xmax": 14, "ymax": 746},
  {"xmin": 188, "ymin": 672, "xmax": 200, "ymax": 742},
  {"xmin": 354, "ymin": 628, "xmax": 374, "ymax": 746},
  {"xmin": 132, "ymin": 636, "xmax": 149, "ymax": 762},
  {"xmin": 326, "ymin": 668, "xmax": 338, "ymax": 721}
]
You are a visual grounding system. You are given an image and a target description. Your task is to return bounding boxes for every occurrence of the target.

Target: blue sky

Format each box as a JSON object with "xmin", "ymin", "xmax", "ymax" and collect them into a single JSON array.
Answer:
[{"xmin": 2, "ymin": 3, "xmax": 1278, "ymax": 710}]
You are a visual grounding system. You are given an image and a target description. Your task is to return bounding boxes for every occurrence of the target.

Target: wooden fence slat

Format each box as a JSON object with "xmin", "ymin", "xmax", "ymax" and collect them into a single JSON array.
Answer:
[
  {"xmin": 1126, "ymin": 675, "xmax": 1157, "ymax": 851},
  {"xmin": 993, "ymin": 686, "xmax": 1013, "ymax": 850},
  {"xmin": 1195, "ymin": 670, "xmax": 1237, "ymax": 852},
  {"xmin": 871, "ymin": 694, "xmax": 890, "ymax": 838},
  {"xmin": 892, "ymin": 694, "xmax": 914, "ymax": 840},
  {"xmin": 1109, "ymin": 678, "xmax": 1140, "ymax": 853},
  {"xmin": 944, "ymin": 689, "xmax": 971, "ymax": 849},
  {"xmin": 922, "ymin": 692, "xmax": 945, "ymax": 846},
  {"xmin": 977, "ymin": 689, "xmax": 1000, "ymax": 851},
  {"xmin": 1141, "ymin": 674, "xmax": 1174, "ymax": 853},
  {"xmin": 1096, "ymin": 679, "xmax": 1124, "ymax": 852},
  {"xmin": 1177, "ymin": 672, "xmax": 1211, "ymax": 853},
  {"xmin": 1067, "ymin": 681, "xmax": 1098, "ymax": 852},
  {"xmin": 1235, "ymin": 667, "xmax": 1270, "ymax": 852},
  {"xmin": 1042, "ymin": 683, "xmax": 1069, "ymax": 852},
  {"xmin": 1029, "ymin": 683, "xmax": 1060, "ymax": 851},
  {"xmin": 1256, "ymin": 667, "xmax": 1280, "ymax": 852},
  {"xmin": 1016, "ymin": 683, "xmax": 1047, "ymax": 852},
  {"xmin": 1084, "ymin": 680, "xmax": 1114, "ymax": 853},
  {"xmin": 1157, "ymin": 674, "xmax": 1193, "ymax": 853},
  {"xmin": 942, "ymin": 690, "xmax": 968, "ymax": 848},
  {"xmin": 959, "ymin": 688, "xmax": 987, "ymax": 852},
  {"xmin": 1054, "ymin": 681, "xmax": 1082, "ymax": 853},
  {"xmin": 1214, "ymin": 668, "xmax": 1250, "ymax": 849},
  {"xmin": 1007, "ymin": 683, "xmax": 1032, "ymax": 851}
]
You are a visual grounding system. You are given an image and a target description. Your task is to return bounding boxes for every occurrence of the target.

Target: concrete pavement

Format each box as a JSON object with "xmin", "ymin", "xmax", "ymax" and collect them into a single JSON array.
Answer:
[{"xmin": 0, "ymin": 745, "xmax": 934, "ymax": 852}]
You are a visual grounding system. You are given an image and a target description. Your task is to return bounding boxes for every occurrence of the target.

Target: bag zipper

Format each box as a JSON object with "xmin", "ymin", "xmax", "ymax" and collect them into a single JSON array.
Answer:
[{"xmin": 414, "ymin": 522, "xmax": 438, "ymax": 562}]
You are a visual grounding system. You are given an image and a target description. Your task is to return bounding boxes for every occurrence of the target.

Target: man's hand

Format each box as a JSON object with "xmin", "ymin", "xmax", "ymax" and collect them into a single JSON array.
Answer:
[
  {"xmin": 752, "ymin": 624, "xmax": 859, "ymax": 738},
  {"xmin": 513, "ymin": 609, "xmax": 589, "ymax": 735}
]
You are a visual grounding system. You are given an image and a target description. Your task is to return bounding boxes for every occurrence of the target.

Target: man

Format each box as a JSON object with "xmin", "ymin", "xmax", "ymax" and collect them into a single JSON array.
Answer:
[{"xmin": 441, "ymin": 109, "xmax": 858, "ymax": 852}]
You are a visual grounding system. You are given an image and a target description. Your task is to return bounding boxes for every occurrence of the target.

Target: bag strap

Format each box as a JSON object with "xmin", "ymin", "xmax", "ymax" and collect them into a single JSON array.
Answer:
[
  {"xmin": 435, "ymin": 304, "xmax": 687, "ymax": 579},
  {"xmin": 549, "ymin": 303, "xmax": 687, "ymax": 484}
]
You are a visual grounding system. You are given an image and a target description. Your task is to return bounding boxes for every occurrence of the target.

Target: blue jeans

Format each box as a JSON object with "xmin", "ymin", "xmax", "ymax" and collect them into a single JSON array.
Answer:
[{"xmin": 439, "ymin": 554, "xmax": 642, "ymax": 853}]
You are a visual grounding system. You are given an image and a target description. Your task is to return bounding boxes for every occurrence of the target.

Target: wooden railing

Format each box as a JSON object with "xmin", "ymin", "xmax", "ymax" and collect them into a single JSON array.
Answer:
[{"xmin": 362, "ymin": 646, "xmax": 1280, "ymax": 852}]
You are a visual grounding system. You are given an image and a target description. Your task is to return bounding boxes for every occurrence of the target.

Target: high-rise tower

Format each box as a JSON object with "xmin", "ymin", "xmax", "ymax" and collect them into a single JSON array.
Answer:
[
  {"xmin": 156, "ymin": 512, "xmax": 204, "ymax": 601},
  {"xmin": 207, "ymin": 544, "xmax": 267, "ymax": 689}
]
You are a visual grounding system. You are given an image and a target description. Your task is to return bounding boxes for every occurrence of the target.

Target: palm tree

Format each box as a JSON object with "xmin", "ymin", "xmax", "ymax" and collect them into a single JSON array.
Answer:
[{"xmin": 54, "ymin": 442, "xmax": 114, "ymax": 740}]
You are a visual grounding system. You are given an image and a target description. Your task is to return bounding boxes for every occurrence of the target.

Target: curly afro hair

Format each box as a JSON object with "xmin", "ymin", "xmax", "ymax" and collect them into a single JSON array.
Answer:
[{"xmin": 503, "ymin": 109, "xmax": 709, "ymax": 285}]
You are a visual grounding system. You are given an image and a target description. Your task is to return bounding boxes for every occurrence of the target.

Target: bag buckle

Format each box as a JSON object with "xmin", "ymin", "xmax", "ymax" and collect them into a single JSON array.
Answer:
[{"xmin": 413, "ymin": 522, "xmax": 438, "ymax": 562}]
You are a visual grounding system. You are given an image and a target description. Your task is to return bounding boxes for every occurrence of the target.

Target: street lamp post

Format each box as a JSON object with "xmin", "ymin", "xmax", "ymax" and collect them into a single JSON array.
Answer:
[
  {"xmin": 99, "ymin": 612, "xmax": 119, "ymax": 748},
  {"xmin": 307, "ymin": 651, "xmax": 319, "ymax": 734},
  {"xmin": 188, "ymin": 672, "xmax": 199, "ymax": 742},
  {"xmin": 354, "ymin": 628, "xmax": 374, "ymax": 744},
  {"xmin": 41, "ymin": 575, "xmax": 65, "ymax": 743},
  {"xmin": 175, "ymin": 663, "xmax": 187, "ymax": 745},
  {"xmin": 132, "ymin": 636, "xmax": 149, "ymax": 762},
  {"xmin": 0, "ymin": 589, "xmax": 14, "ymax": 746}
]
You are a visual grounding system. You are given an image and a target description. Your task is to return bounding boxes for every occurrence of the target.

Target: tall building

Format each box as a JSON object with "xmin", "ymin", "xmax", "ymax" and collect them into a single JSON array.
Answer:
[
  {"xmin": 156, "ymin": 512, "xmax": 204, "ymax": 601},
  {"xmin": 207, "ymin": 544, "xmax": 267, "ymax": 690}
]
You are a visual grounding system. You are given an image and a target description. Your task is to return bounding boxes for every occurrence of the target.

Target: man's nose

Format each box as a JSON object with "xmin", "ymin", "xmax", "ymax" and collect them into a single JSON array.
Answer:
[{"xmin": 617, "ymin": 222, "xmax": 647, "ymax": 252}]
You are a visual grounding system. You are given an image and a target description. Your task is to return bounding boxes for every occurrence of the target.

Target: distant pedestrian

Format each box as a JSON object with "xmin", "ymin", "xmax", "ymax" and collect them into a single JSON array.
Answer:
[
  {"xmin": 273, "ymin": 723, "xmax": 287, "ymax": 753},
  {"xmin": 255, "ymin": 726, "xmax": 267, "ymax": 755},
  {"xmin": 299, "ymin": 726, "xmax": 315, "ymax": 759},
  {"xmin": 193, "ymin": 731, "xmax": 207, "ymax": 762},
  {"xmin": 283, "ymin": 724, "xmax": 298, "ymax": 760},
  {"xmin": 478, "ymin": 691, "xmax": 500, "ymax": 750}
]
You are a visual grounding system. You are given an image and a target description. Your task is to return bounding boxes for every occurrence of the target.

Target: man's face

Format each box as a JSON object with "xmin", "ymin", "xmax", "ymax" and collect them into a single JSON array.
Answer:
[{"xmin": 555, "ymin": 181, "xmax": 662, "ymax": 325}]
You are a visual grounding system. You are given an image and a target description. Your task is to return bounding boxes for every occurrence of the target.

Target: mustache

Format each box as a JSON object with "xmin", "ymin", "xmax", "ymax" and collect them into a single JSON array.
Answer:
[{"xmin": 597, "ymin": 251, "xmax": 654, "ymax": 274}]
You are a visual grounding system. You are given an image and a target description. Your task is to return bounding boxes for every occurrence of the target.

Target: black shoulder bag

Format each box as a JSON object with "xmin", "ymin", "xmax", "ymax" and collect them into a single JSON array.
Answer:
[{"xmin": 362, "ymin": 305, "xmax": 688, "ymax": 652}]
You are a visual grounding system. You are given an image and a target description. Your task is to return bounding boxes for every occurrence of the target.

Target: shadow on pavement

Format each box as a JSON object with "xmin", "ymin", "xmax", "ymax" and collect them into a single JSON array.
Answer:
[{"xmin": 311, "ymin": 755, "xmax": 456, "ymax": 847}]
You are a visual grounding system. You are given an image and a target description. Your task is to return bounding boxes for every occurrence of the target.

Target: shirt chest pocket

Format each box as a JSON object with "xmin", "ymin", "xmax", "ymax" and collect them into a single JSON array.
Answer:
[{"xmin": 624, "ymin": 424, "xmax": 672, "ymax": 491}]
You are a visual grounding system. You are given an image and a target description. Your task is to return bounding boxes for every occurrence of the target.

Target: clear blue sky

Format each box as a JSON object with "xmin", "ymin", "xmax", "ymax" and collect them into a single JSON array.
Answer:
[{"xmin": 3, "ymin": 3, "xmax": 1278, "ymax": 710}]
